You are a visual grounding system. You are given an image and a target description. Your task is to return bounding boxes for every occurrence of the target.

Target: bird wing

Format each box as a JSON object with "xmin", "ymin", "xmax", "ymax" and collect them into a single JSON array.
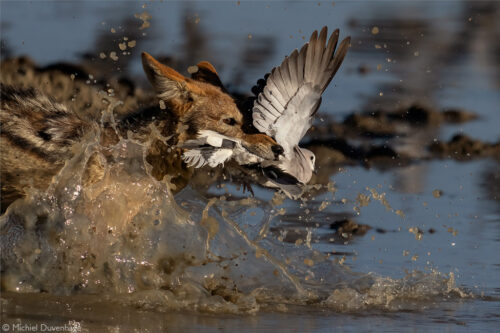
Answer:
[
  {"xmin": 181, "ymin": 130, "xmax": 238, "ymax": 149},
  {"xmin": 181, "ymin": 130, "xmax": 239, "ymax": 168},
  {"xmin": 183, "ymin": 148, "xmax": 234, "ymax": 168},
  {"xmin": 252, "ymin": 27, "xmax": 350, "ymax": 156}
]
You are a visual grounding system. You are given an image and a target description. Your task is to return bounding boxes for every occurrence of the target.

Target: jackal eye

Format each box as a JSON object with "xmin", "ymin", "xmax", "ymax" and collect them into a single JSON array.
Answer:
[{"xmin": 223, "ymin": 117, "xmax": 237, "ymax": 126}]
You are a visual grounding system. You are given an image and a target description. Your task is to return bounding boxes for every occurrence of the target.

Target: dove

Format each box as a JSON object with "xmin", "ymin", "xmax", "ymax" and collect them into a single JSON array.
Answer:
[{"xmin": 182, "ymin": 27, "xmax": 350, "ymax": 195}]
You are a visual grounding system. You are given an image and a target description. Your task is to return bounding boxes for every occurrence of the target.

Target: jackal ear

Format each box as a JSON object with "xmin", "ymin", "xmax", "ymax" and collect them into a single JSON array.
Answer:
[
  {"xmin": 141, "ymin": 52, "xmax": 190, "ymax": 101},
  {"xmin": 189, "ymin": 61, "xmax": 227, "ymax": 92}
]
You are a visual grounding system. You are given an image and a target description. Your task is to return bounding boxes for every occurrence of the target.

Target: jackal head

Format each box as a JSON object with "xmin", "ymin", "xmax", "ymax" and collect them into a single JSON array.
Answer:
[{"xmin": 141, "ymin": 52, "xmax": 282, "ymax": 161}]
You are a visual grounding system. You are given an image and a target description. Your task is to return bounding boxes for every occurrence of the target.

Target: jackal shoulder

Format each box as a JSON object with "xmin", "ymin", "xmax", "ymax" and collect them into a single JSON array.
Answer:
[
  {"xmin": 1, "ymin": 84, "xmax": 93, "ymax": 210},
  {"xmin": 1, "ymin": 83, "xmax": 90, "ymax": 162}
]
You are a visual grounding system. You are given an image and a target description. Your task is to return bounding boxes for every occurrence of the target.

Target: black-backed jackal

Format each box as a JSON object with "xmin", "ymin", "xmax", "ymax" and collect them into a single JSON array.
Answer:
[{"xmin": 0, "ymin": 54, "xmax": 282, "ymax": 211}]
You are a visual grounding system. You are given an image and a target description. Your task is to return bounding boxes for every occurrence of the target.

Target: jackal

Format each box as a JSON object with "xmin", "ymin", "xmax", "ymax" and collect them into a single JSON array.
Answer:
[{"xmin": 0, "ymin": 53, "xmax": 282, "ymax": 212}]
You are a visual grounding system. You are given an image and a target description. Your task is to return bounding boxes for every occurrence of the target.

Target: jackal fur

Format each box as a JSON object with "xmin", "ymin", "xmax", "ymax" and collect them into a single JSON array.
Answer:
[{"xmin": 0, "ymin": 54, "xmax": 279, "ymax": 212}]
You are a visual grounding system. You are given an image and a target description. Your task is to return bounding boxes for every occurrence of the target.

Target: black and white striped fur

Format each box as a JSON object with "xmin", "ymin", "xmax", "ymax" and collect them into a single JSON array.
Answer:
[{"xmin": 1, "ymin": 84, "xmax": 91, "ymax": 210}]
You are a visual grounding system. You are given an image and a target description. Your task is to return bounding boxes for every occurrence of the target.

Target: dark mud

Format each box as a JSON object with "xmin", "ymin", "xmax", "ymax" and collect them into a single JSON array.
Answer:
[
  {"xmin": 1, "ymin": 1, "xmax": 500, "ymax": 331},
  {"xmin": 429, "ymin": 134, "xmax": 500, "ymax": 160}
]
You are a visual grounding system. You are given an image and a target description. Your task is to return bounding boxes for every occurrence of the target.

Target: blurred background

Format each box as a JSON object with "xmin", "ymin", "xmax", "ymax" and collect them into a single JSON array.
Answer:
[
  {"xmin": 2, "ymin": 1, "xmax": 499, "ymax": 140},
  {"xmin": 1, "ymin": 1, "xmax": 500, "ymax": 331}
]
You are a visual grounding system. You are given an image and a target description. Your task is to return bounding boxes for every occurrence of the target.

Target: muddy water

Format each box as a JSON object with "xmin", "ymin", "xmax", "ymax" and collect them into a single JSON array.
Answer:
[{"xmin": 1, "ymin": 1, "xmax": 500, "ymax": 332}]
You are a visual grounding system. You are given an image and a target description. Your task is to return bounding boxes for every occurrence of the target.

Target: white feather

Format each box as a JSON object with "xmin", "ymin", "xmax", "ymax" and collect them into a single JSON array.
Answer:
[{"xmin": 207, "ymin": 149, "xmax": 233, "ymax": 167}]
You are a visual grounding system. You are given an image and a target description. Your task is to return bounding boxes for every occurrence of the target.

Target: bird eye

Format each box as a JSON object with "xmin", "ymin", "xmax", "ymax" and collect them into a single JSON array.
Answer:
[
  {"xmin": 310, "ymin": 156, "xmax": 314, "ymax": 161},
  {"xmin": 223, "ymin": 118, "xmax": 237, "ymax": 126}
]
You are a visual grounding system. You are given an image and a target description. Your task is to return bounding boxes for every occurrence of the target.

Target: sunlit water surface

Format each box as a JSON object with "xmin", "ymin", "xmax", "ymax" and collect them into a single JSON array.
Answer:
[{"xmin": 1, "ymin": 1, "xmax": 499, "ymax": 332}]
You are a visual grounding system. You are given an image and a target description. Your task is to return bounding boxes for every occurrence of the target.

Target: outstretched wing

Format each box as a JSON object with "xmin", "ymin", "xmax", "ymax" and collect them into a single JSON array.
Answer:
[{"xmin": 252, "ymin": 27, "xmax": 350, "ymax": 156}]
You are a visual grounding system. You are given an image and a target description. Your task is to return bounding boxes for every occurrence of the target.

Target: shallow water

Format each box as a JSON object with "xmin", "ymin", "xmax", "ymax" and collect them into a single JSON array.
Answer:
[{"xmin": 1, "ymin": 1, "xmax": 500, "ymax": 332}]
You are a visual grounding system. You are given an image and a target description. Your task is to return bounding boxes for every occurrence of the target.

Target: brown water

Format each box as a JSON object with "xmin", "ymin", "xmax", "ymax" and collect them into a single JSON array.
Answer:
[{"xmin": 1, "ymin": 1, "xmax": 499, "ymax": 332}]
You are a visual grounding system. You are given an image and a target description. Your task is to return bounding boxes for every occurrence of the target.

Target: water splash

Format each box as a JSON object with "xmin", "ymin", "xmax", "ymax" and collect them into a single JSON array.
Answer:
[{"xmin": 0, "ymin": 114, "xmax": 469, "ymax": 314}]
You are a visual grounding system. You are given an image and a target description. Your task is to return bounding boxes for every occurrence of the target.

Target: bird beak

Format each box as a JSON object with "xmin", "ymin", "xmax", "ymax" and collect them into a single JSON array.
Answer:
[{"xmin": 313, "ymin": 169, "xmax": 318, "ymax": 175}]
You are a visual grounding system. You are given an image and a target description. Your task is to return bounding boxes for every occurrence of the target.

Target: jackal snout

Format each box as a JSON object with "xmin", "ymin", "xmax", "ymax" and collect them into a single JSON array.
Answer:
[
  {"xmin": 240, "ymin": 133, "xmax": 283, "ymax": 161},
  {"xmin": 141, "ymin": 52, "xmax": 281, "ymax": 161},
  {"xmin": 271, "ymin": 144, "xmax": 284, "ymax": 157}
]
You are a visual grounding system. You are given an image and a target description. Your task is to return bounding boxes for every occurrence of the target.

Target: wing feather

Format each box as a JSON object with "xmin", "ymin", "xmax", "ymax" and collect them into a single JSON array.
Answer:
[
  {"xmin": 271, "ymin": 67, "xmax": 290, "ymax": 101},
  {"xmin": 182, "ymin": 148, "xmax": 234, "ymax": 168},
  {"xmin": 287, "ymin": 49, "xmax": 299, "ymax": 89},
  {"xmin": 262, "ymin": 85, "xmax": 285, "ymax": 111},
  {"xmin": 318, "ymin": 29, "xmax": 339, "ymax": 89},
  {"xmin": 264, "ymin": 72, "xmax": 287, "ymax": 107},
  {"xmin": 273, "ymin": 84, "xmax": 321, "ymax": 154},
  {"xmin": 252, "ymin": 27, "xmax": 350, "ymax": 153},
  {"xmin": 323, "ymin": 36, "xmax": 351, "ymax": 92},
  {"xmin": 304, "ymin": 30, "xmax": 317, "ymax": 82},
  {"xmin": 311, "ymin": 27, "xmax": 327, "ymax": 83},
  {"xmin": 183, "ymin": 150, "xmax": 209, "ymax": 168},
  {"xmin": 280, "ymin": 56, "xmax": 295, "ymax": 98},
  {"xmin": 258, "ymin": 93, "xmax": 281, "ymax": 118},
  {"xmin": 296, "ymin": 43, "xmax": 307, "ymax": 83}
]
